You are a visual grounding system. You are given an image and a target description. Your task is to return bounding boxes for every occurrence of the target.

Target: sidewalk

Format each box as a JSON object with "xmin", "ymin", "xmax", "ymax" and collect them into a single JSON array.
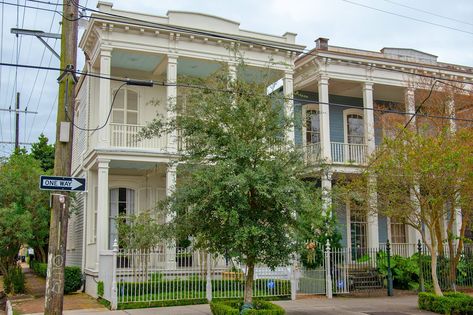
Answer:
[
  {"xmin": 11, "ymin": 263, "xmax": 107, "ymax": 314},
  {"xmin": 36, "ymin": 295, "xmax": 435, "ymax": 315}
]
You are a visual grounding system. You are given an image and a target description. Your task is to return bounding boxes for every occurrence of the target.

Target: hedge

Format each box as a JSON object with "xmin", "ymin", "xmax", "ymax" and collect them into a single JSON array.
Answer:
[
  {"xmin": 118, "ymin": 279, "xmax": 290, "ymax": 297},
  {"xmin": 210, "ymin": 300, "xmax": 285, "ymax": 315},
  {"xmin": 418, "ymin": 292, "xmax": 473, "ymax": 315},
  {"xmin": 30, "ymin": 261, "xmax": 82, "ymax": 294}
]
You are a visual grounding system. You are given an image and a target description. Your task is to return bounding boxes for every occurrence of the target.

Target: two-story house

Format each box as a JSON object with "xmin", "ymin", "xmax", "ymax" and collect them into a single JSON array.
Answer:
[
  {"xmin": 294, "ymin": 38, "xmax": 473, "ymax": 256},
  {"xmin": 66, "ymin": 2, "xmax": 304, "ymax": 296}
]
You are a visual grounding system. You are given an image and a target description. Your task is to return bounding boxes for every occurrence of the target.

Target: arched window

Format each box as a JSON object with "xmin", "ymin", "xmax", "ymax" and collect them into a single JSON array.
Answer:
[
  {"xmin": 109, "ymin": 188, "xmax": 135, "ymax": 249},
  {"xmin": 303, "ymin": 104, "xmax": 320, "ymax": 145},
  {"xmin": 344, "ymin": 109, "xmax": 364, "ymax": 144},
  {"xmin": 111, "ymin": 89, "xmax": 138, "ymax": 125}
]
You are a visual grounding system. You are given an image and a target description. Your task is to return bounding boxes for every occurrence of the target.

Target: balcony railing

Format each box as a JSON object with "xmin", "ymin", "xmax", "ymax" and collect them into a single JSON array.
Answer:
[
  {"xmin": 110, "ymin": 123, "xmax": 167, "ymax": 150},
  {"xmin": 331, "ymin": 142, "xmax": 367, "ymax": 165},
  {"xmin": 303, "ymin": 143, "xmax": 321, "ymax": 166}
]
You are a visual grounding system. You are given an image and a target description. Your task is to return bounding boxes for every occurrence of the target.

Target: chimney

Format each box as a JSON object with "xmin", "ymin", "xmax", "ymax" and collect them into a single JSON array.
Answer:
[{"xmin": 315, "ymin": 37, "xmax": 329, "ymax": 50}]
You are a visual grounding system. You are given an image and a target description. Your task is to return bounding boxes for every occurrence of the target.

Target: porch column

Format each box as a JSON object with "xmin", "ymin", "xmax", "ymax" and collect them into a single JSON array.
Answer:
[
  {"xmin": 321, "ymin": 171, "xmax": 332, "ymax": 215},
  {"xmin": 363, "ymin": 82, "xmax": 375, "ymax": 156},
  {"xmin": 405, "ymin": 88, "xmax": 416, "ymax": 127},
  {"xmin": 167, "ymin": 55, "xmax": 178, "ymax": 153},
  {"xmin": 283, "ymin": 70, "xmax": 295, "ymax": 144},
  {"xmin": 367, "ymin": 175, "xmax": 379, "ymax": 248},
  {"xmin": 166, "ymin": 163, "xmax": 177, "ymax": 269},
  {"xmin": 96, "ymin": 158, "xmax": 110, "ymax": 269},
  {"xmin": 98, "ymin": 48, "xmax": 112, "ymax": 147},
  {"xmin": 228, "ymin": 61, "xmax": 237, "ymax": 82},
  {"xmin": 317, "ymin": 74, "xmax": 331, "ymax": 162}
]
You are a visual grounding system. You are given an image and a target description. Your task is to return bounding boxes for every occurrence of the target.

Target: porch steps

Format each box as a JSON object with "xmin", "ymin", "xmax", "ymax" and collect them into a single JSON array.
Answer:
[{"xmin": 348, "ymin": 268, "xmax": 384, "ymax": 291}]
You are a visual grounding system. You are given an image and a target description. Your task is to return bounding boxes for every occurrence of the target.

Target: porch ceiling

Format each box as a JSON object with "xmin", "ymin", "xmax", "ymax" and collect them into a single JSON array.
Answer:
[
  {"xmin": 111, "ymin": 50, "xmax": 163, "ymax": 72},
  {"xmin": 300, "ymin": 79, "xmax": 405, "ymax": 103},
  {"xmin": 108, "ymin": 160, "xmax": 167, "ymax": 176}
]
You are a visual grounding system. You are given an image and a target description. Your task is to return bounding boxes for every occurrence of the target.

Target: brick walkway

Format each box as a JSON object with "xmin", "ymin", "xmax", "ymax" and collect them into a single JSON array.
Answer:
[{"xmin": 11, "ymin": 264, "xmax": 107, "ymax": 314}]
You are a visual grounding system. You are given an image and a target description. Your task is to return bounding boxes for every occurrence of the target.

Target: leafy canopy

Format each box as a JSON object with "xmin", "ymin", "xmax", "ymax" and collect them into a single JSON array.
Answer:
[{"xmin": 144, "ymin": 63, "xmax": 319, "ymax": 269}]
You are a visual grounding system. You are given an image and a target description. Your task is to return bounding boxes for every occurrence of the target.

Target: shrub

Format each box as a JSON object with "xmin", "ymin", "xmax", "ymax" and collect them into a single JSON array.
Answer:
[
  {"xmin": 3, "ymin": 267, "xmax": 26, "ymax": 294},
  {"xmin": 418, "ymin": 292, "xmax": 473, "ymax": 315},
  {"xmin": 30, "ymin": 262, "xmax": 82, "ymax": 294},
  {"xmin": 377, "ymin": 252, "xmax": 420, "ymax": 290},
  {"xmin": 210, "ymin": 300, "xmax": 285, "ymax": 315},
  {"xmin": 97, "ymin": 281, "xmax": 104, "ymax": 297}
]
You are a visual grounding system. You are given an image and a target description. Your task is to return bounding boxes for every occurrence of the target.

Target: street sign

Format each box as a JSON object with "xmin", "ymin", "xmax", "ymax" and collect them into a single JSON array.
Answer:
[{"xmin": 39, "ymin": 175, "xmax": 86, "ymax": 192}]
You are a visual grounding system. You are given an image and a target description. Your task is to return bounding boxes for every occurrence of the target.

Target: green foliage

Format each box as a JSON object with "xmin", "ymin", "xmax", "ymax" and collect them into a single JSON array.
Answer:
[
  {"xmin": 0, "ymin": 153, "xmax": 50, "ymax": 264},
  {"xmin": 377, "ymin": 252, "xmax": 420, "ymax": 290},
  {"xmin": 116, "ymin": 211, "xmax": 162, "ymax": 251},
  {"xmin": 30, "ymin": 134, "xmax": 55, "ymax": 172},
  {"xmin": 210, "ymin": 300, "xmax": 285, "ymax": 315},
  {"xmin": 30, "ymin": 262, "xmax": 82, "ymax": 294},
  {"xmin": 418, "ymin": 292, "xmax": 473, "ymax": 315},
  {"xmin": 97, "ymin": 281, "xmax": 104, "ymax": 297},
  {"xmin": 118, "ymin": 298, "xmax": 208, "ymax": 310},
  {"xmin": 3, "ymin": 267, "xmax": 26, "ymax": 294}
]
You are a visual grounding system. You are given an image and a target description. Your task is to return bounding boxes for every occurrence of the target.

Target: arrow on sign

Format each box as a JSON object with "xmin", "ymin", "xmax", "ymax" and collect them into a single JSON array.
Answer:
[{"xmin": 39, "ymin": 175, "xmax": 86, "ymax": 192}]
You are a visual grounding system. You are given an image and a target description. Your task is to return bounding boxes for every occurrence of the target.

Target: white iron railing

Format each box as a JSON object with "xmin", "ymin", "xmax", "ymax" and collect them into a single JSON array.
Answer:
[
  {"xmin": 110, "ymin": 123, "xmax": 167, "ymax": 150},
  {"xmin": 102, "ymin": 246, "xmax": 294, "ymax": 309},
  {"xmin": 379, "ymin": 243, "xmax": 416, "ymax": 258},
  {"xmin": 331, "ymin": 142, "xmax": 367, "ymax": 165}
]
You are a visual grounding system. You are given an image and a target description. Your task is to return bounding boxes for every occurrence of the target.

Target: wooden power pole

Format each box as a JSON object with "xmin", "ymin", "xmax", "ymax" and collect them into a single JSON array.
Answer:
[{"xmin": 44, "ymin": 0, "xmax": 78, "ymax": 314}]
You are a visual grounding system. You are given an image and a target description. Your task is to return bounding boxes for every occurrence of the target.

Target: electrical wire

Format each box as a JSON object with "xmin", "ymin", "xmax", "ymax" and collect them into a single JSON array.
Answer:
[
  {"xmin": 65, "ymin": 82, "xmax": 127, "ymax": 132},
  {"xmin": 382, "ymin": 0, "xmax": 473, "ymax": 27},
  {"xmin": 1, "ymin": 61, "xmax": 472, "ymax": 127},
  {"xmin": 340, "ymin": 0, "xmax": 473, "ymax": 36}
]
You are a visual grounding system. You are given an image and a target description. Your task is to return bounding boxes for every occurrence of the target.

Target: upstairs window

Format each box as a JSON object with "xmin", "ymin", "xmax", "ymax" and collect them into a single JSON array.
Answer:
[
  {"xmin": 346, "ymin": 113, "xmax": 364, "ymax": 144},
  {"xmin": 111, "ymin": 89, "xmax": 138, "ymax": 125},
  {"xmin": 303, "ymin": 105, "xmax": 320, "ymax": 145}
]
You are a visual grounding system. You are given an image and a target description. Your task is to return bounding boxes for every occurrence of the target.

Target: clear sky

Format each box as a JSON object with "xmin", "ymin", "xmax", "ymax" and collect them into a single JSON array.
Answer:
[{"xmin": 0, "ymin": 0, "xmax": 472, "ymax": 156}]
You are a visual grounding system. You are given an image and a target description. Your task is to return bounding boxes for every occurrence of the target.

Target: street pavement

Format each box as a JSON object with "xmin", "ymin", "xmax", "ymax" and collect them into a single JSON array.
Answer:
[{"xmin": 27, "ymin": 295, "xmax": 436, "ymax": 315}]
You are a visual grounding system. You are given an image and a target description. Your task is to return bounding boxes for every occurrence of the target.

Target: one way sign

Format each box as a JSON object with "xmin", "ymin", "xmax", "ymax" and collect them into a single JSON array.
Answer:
[{"xmin": 39, "ymin": 175, "xmax": 86, "ymax": 192}]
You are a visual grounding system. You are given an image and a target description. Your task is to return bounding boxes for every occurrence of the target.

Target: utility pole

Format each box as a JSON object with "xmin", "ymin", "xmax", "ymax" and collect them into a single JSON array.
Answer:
[
  {"xmin": 44, "ymin": 0, "xmax": 78, "ymax": 314},
  {"xmin": 15, "ymin": 92, "xmax": 19, "ymax": 150}
]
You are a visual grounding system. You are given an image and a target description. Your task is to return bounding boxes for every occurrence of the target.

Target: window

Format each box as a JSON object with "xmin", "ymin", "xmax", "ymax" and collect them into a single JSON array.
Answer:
[
  {"xmin": 390, "ymin": 218, "xmax": 407, "ymax": 244},
  {"xmin": 346, "ymin": 113, "xmax": 364, "ymax": 144},
  {"xmin": 111, "ymin": 89, "xmax": 138, "ymax": 125},
  {"xmin": 303, "ymin": 105, "xmax": 320, "ymax": 145},
  {"xmin": 109, "ymin": 188, "xmax": 135, "ymax": 249},
  {"xmin": 348, "ymin": 199, "xmax": 367, "ymax": 259}
]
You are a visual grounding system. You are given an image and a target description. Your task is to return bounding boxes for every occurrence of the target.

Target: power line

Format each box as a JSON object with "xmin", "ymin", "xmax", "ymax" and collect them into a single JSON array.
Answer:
[
  {"xmin": 382, "ymin": 0, "xmax": 473, "ymax": 27},
  {"xmin": 340, "ymin": 0, "xmax": 473, "ymax": 36},
  {"xmin": 40, "ymin": 92, "xmax": 57, "ymax": 134},
  {"xmin": 3, "ymin": 61, "xmax": 472, "ymax": 130}
]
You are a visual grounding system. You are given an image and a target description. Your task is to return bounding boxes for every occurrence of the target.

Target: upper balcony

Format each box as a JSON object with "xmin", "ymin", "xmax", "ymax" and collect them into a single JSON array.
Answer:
[{"xmin": 303, "ymin": 142, "xmax": 368, "ymax": 166}]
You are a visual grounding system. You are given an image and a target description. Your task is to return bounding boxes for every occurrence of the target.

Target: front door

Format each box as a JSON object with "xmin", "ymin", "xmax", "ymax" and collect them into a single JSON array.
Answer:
[{"xmin": 109, "ymin": 188, "xmax": 135, "ymax": 249}]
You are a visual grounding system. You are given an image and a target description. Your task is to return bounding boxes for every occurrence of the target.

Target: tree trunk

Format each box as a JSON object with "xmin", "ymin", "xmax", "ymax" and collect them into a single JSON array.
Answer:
[
  {"xmin": 428, "ymin": 234, "xmax": 443, "ymax": 296},
  {"xmin": 244, "ymin": 261, "xmax": 255, "ymax": 305}
]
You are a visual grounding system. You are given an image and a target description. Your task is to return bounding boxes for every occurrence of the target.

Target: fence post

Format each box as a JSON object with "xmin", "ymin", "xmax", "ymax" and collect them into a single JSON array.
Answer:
[
  {"xmin": 418, "ymin": 239, "xmax": 425, "ymax": 292},
  {"xmin": 325, "ymin": 240, "xmax": 333, "ymax": 299},
  {"xmin": 111, "ymin": 239, "xmax": 118, "ymax": 310},
  {"xmin": 206, "ymin": 252, "xmax": 212, "ymax": 302},
  {"xmin": 290, "ymin": 260, "xmax": 297, "ymax": 301},
  {"xmin": 386, "ymin": 239, "xmax": 393, "ymax": 296}
]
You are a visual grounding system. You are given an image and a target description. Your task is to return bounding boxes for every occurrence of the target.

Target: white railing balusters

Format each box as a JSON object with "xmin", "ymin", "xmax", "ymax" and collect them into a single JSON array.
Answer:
[
  {"xmin": 110, "ymin": 123, "xmax": 167, "ymax": 150},
  {"xmin": 330, "ymin": 142, "xmax": 367, "ymax": 165}
]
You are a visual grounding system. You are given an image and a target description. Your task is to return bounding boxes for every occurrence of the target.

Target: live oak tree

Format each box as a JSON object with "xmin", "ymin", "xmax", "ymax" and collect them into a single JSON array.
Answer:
[{"xmin": 142, "ymin": 64, "xmax": 319, "ymax": 305}]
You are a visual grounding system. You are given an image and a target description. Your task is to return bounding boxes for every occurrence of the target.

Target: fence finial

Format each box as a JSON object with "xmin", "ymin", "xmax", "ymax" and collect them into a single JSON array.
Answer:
[
  {"xmin": 112, "ymin": 239, "xmax": 119, "ymax": 252},
  {"xmin": 325, "ymin": 239, "xmax": 331, "ymax": 252}
]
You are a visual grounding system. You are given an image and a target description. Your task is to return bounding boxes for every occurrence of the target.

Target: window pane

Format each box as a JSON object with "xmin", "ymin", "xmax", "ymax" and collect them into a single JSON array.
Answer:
[
  {"xmin": 127, "ymin": 91, "xmax": 138, "ymax": 110},
  {"xmin": 347, "ymin": 114, "xmax": 364, "ymax": 144},
  {"xmin": 306, "ymin": 109, "xmax": 320, "ymax": 144},
  {"xmin": 114, "ymin": 90, "xmax": 124, "ymax": 109},
  {"xmin": 127, "ymin": 112, "xmax": 138, "ymax": 125},
  {"xmin": 112, "ymin": 110, "xmax": 124, "ymax": 123}
]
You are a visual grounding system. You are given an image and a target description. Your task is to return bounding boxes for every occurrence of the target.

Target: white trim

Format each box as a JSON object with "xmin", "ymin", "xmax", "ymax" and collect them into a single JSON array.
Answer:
[
  {"xmin": 302, "ymin": 103, "xmax": 320, "ymax": 147},
  {"xmin": 343, "ymin": 108, "xmax": 364, "ymax": 145}
]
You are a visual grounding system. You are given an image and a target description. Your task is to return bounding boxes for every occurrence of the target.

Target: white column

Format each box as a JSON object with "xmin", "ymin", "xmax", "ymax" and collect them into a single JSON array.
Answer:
[
  {"xmin": 98, "ymin": 48, "xmax": 112, "ymax": 147},
  {"xmin": 367, "ymin": 175, "xmax": 379, "ymax": 248},
  {"xmin": 166, "ymin": 163, "xmax": 177, "ymax": 269},
  {"xmin": 96, "ymin": 158, "xmax": 110, "ymax": 269},
  {"xmin": 363, "ymin": 82, "xmax": 375, "ymax": 155},
  {"xmin": 318, "ymin": 74, "xmax": 331, "ymax": 162},
  {"xmin": 283, "ymin": 70, "xmax": 295, "ymax": 144},
  {"xmin": 228, "ymin": 62, "xmax": 237, "ymax": 82},
  {"xmin": 167, "ymin": 55, "xmax": 178, "ymax": 153},
  {"xmin": 321, "ymin": 171, "xmax": 332, "ymax": 215},
  {"xmin": 405, "ymin": 88, "xmax": 416, "ymax": 127}
]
